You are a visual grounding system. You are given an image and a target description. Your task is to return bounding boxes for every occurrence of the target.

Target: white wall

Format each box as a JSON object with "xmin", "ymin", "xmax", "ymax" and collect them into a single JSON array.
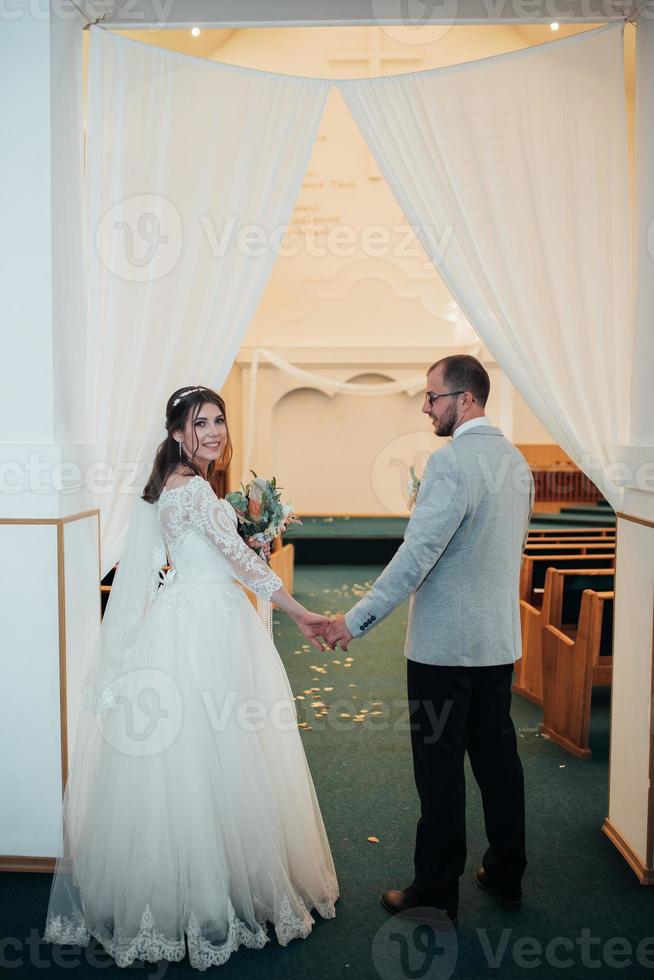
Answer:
[
  {"xmin": 0, "ymin": 15, "xmax": 54, "ymax": 445},
  {"xmin": 0, "ymin": 10, "xmax": 101, "ymax": 865},
  {"xmin": 0, "ymin": 524, "xmax": 62, "ymax": 856}
]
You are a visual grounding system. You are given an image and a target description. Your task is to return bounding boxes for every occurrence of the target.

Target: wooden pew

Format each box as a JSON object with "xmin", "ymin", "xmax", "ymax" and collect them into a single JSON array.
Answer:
[
  {"xmin": 514, "ymin": 567, "xmax": 615, "ymax": 705},
  {"xmin": 524, "ymin": 541, "xmax": 615, "ymax": 556},
  {"xmin": 541, "ymin": 590, "xmax": 614, "ymax": 758},
  {"xmin": 527, "ymin": 527, "xmax": 614, "ymax": 539},
  {"xmin": 527, "ymin": 533, "xmax": 615, "ymax": 544},
  {"xmin": 520, "ymin": 551, "xmax": 615, "ymax": 604}
]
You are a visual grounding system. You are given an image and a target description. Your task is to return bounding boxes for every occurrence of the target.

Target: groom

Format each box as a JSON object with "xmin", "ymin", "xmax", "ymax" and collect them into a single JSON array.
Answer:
[{"xmin": 324, "ymin": 354, "xmax": 534, "ymax": 923}]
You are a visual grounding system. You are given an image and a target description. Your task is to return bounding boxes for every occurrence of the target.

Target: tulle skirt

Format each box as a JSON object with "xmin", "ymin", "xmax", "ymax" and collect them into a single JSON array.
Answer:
[{"xmin": 43, "ymin": 576, "xmax": 338, "ymax": 971}]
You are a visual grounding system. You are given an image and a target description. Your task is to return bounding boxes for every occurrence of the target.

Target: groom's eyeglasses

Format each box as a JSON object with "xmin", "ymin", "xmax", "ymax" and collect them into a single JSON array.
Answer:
[{"xmin": 425, "ymin": 390, "xmax": 465, "ymax": 407}]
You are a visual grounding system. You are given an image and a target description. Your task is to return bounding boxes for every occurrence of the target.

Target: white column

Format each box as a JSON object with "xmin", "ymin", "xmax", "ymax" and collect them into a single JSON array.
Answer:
[
  {"xmin": 604, "ymin": 15, "xmax": 654, "ymax": 884},
  {"xmin": 0, "ymin": 8, "xmax": 100, "ymax": 870}
]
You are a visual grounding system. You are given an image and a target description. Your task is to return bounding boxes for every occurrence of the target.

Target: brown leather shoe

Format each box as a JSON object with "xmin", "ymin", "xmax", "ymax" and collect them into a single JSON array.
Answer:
[
  {"xmin": 380, "ymin": 887, "xmax": 458, "ymax": 924},
  {"xmin": 475, "ymin": 867, "xmax": 522, "ymax": 908}
]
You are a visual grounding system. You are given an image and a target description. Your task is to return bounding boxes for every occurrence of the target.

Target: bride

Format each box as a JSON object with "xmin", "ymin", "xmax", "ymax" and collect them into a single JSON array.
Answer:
[{"xmin": 43, "ymin": 385, "xmax": 339, "ymax": 971}]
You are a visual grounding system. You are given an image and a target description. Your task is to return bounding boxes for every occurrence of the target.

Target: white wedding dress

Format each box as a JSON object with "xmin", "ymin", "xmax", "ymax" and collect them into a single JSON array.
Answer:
[{"xmin": 43, "ymin": 474, "xmax": 338, "ymax": 971}]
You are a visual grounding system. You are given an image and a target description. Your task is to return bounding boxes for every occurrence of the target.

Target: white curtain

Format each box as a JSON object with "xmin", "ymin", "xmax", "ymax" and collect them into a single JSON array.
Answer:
[
  {"xmin": 86, "ymin": 22, "xmax": 632, "ymax": 568},
  {"xmin": 338, "ymin": 23, "xmax": 631, "ymax": 509},
  {"xmin": 85, "ymin": 28, "xmax": 329, "ymax": 572}
]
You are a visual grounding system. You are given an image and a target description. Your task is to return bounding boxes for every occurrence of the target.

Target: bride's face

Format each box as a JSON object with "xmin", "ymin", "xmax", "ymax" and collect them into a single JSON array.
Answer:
[{"xmin": 175, "ymin": 400, "xmax": 228, "ymax": 468}]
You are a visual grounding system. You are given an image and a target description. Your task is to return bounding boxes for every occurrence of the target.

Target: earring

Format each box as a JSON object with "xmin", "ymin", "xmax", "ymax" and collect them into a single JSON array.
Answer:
[{"xmin": 178, "ymin": 441, "xmax": 182, "ymax": 460}]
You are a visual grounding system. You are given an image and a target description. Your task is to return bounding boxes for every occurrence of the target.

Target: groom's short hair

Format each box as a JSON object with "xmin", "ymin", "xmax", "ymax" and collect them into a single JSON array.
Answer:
[{"xmin": 428, "ymin": 354, "xmax": 491, "ymax": 407}]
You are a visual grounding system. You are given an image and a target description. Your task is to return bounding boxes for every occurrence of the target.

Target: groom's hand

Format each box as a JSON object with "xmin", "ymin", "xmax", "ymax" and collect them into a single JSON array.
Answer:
[{"xmin": 324, "ymin": 615, "xmax": 353, "ymax": 652}]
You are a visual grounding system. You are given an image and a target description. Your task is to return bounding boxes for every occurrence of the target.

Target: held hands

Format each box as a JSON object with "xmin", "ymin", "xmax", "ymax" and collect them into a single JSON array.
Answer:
[
  {"xmin": 294, "ymin": 610, "xmax": 354, "ymax": 652},
  {"xmin": 295, "ymin": 611, "xmax": 333, "ymax": 651},
  {"xmin": 323, "ymin": 615, "xmax": 353, "ymax": 652}
]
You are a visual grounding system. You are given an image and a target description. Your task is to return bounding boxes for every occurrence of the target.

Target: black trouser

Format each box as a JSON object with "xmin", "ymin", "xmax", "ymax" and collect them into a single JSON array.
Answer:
[{"xmin": 406, "ymin": 659, "xmax": 526, "ymax": 910}]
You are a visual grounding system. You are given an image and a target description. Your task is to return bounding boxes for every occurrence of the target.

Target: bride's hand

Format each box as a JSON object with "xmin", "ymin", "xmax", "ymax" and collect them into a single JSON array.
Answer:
[
  {"xmin": 295, "ymin": 610, "xmax": 332, "ymax": 651},
  {"xmin": 245, "ymin": 536, "xmax": 271, "ymax": 560}
]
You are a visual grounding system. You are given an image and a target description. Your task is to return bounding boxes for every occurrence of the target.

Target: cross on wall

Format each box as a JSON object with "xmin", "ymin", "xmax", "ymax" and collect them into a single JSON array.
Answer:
[{"xmin": 328, "ymin": 28, "xmax": 424, "ymax": 181}]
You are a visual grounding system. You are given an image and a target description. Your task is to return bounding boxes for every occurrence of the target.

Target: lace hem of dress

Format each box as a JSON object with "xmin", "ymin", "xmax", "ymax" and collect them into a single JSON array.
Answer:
[{"xmin": 44, "ymin": 872, "xmax": 339, "ymax": 972}]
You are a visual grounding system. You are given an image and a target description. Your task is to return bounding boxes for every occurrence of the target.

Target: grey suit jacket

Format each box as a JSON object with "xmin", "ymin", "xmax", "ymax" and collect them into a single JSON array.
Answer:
[{"xmin": 344, "ymin": 425, "xmax": 535, "ymax": 666}]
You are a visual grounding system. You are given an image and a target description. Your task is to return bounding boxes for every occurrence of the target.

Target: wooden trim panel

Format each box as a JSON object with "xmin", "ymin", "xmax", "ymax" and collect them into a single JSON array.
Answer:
[{"xmin": 602, "ymin": 818, "xmax": 654, "ymax": 885}]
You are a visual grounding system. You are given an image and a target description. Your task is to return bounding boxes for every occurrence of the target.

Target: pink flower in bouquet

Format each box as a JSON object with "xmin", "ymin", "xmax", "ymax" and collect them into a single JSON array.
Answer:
[{"xmin": 247, "ymin": 479, "xmax": 266, "ymax": 520}]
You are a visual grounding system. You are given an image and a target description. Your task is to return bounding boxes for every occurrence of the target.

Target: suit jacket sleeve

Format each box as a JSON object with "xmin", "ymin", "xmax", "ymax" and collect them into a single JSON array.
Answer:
[{"xmin": 344, "ymin": 446, "xmax": 467, "ymax": 640}]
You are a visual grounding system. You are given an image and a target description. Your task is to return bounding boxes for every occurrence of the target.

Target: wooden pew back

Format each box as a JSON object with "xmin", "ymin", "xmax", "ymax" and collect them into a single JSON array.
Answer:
[
  {"xmin": 541, "ymin": 567, "xmax": 615, "ymax": 630},
  {"xmin": 527, "ymin": 527, "xmax": 614, "ymax": 538},
  {"xmin": 515, "ymin": 567, "xmax": 614, "ymax": 706},
  {"xmin": 520, "ymin": 551, "xmax": 615, "ymax": 602},
  {"xmin": 541, "ymin": 590, "xmax": 614, "ymax": 757},
  {"xmin": 524, "ymin": 541, "xmax": 615, "ymax": 556}
]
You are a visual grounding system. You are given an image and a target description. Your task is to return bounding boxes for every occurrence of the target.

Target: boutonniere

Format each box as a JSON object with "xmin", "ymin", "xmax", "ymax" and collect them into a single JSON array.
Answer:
[{"xmin": 407, "ymin": 466, "xmax": 421, "ymax": 512}]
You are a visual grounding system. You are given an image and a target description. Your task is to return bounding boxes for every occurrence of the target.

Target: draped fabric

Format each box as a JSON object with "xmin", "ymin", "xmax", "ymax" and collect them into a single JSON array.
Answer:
[
  {"xmin": 85, "ymin": 22, "xmax": 632, "ymax": 572},
  {"xmin": 85, "ymin": 28, "xmax": 330, "ymax": 572},
  {"xmin": 337, "ymin": 23, "xmax": 631, "ymax": 509}
]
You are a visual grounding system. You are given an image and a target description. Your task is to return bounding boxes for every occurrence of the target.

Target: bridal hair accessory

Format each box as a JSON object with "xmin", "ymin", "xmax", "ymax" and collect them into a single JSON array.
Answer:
[{"xmin": 172, "ymin": 387, "xmax": 206, "ymax": 408}]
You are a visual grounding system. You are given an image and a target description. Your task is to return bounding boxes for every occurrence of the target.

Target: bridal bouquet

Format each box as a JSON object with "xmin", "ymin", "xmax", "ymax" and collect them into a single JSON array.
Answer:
[
  {"xmin": 226, "ymin": 472, "xmax": 301, "ymax": 554},
  {"xmin": 407, "ymin": 466, "xmax": 421, "ymax": 512}
]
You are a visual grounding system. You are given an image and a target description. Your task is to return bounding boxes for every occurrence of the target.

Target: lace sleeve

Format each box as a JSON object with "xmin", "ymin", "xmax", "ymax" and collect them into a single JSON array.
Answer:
[{"xmin": 190, "ymin": 480, "xmax": 283, "ymax": 600}]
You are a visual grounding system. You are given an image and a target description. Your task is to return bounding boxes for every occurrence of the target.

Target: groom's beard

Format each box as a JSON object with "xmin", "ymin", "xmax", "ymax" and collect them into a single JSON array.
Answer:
[{"xmin": 434, "ymin": 402, "xmax": 459, "ymax": 437}]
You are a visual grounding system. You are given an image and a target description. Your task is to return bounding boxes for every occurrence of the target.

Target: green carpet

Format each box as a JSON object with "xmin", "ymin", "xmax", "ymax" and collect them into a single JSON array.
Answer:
[{"xmin": 5, "ymin": 564, "xmax": 653, "ymax": 979}]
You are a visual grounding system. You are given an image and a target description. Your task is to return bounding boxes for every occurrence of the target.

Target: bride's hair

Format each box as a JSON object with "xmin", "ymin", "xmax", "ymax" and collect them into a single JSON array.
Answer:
[{"xmin": 142, "ymin": 386, "xmax": 233, "ymax": 503}]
